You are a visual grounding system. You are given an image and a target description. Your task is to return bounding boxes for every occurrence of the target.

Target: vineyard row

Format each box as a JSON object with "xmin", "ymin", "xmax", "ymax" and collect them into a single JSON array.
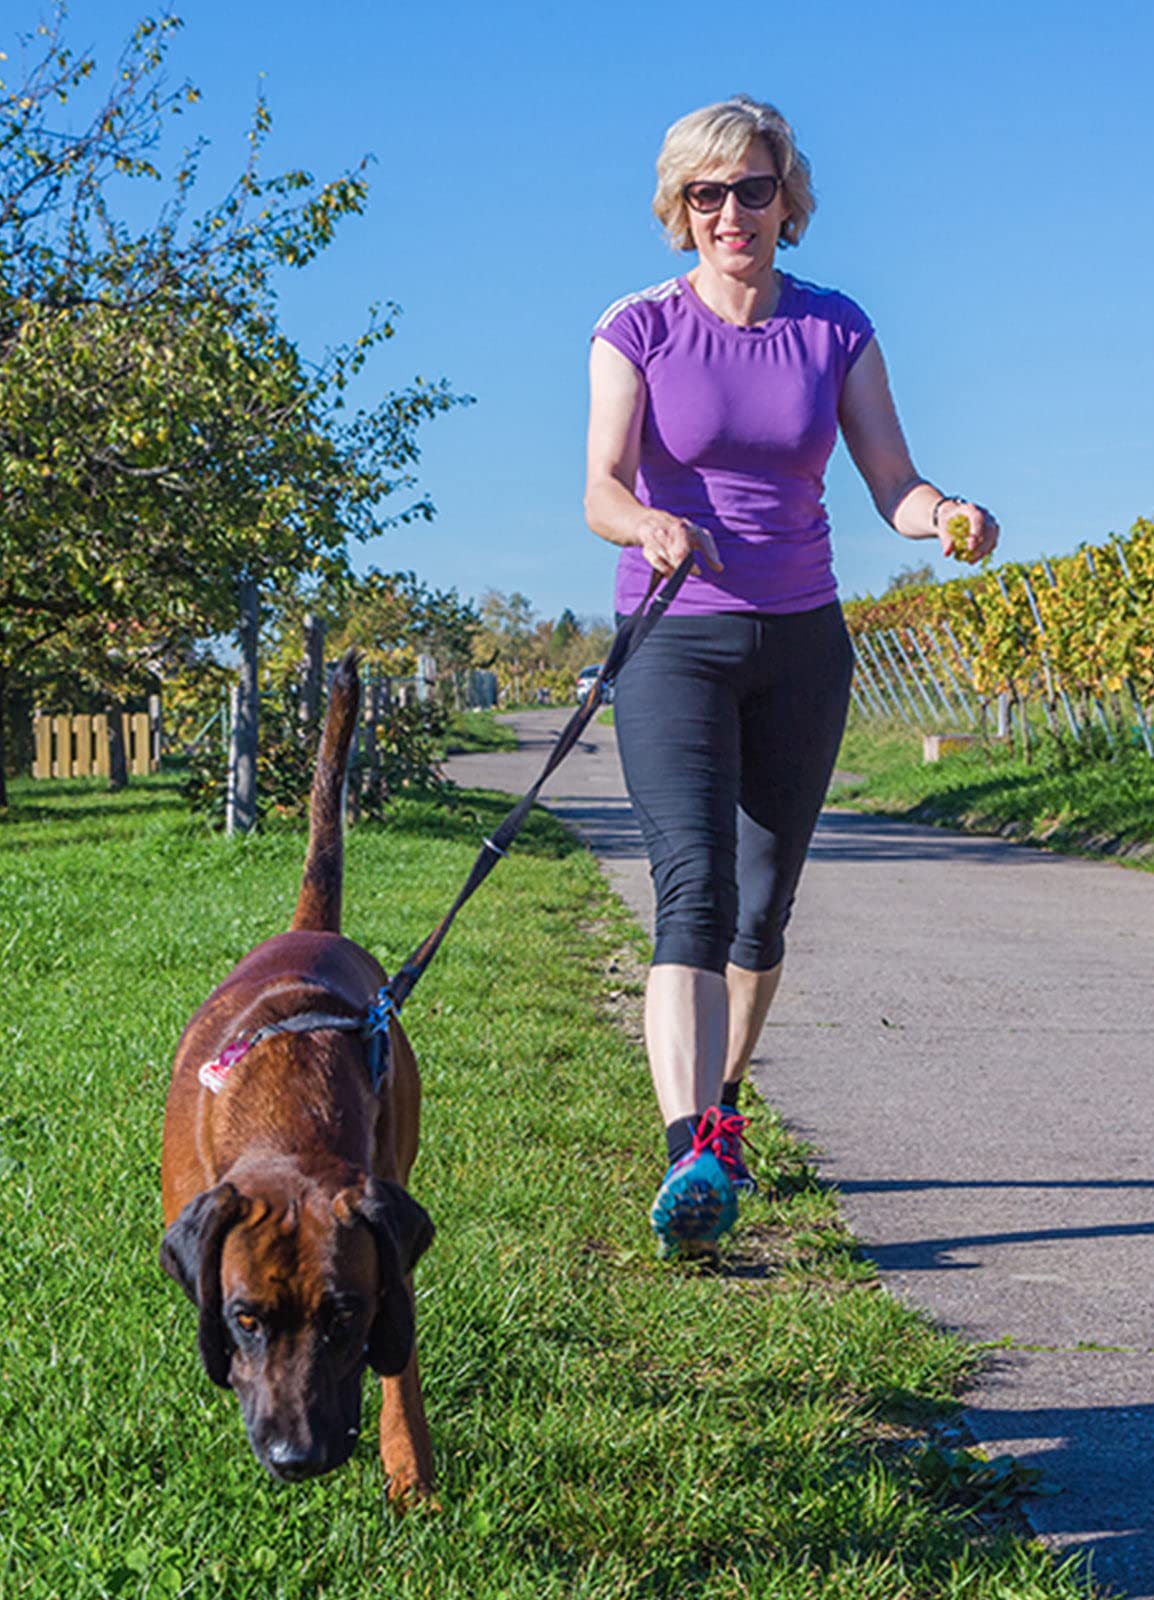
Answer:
[{"xmin": 841, "ymin": 517, "xmax": 1154, "ymax": 755}]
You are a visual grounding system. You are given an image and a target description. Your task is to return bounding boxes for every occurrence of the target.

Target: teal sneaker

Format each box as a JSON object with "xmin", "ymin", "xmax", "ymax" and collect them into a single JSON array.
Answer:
[
  {"xmin": 715, "ymin": 1108, "xmax": 758, "ymax": 1194},
  {"xmin": 650, "ymin": 1108, "xmax": 741, "ymax": 1260}
]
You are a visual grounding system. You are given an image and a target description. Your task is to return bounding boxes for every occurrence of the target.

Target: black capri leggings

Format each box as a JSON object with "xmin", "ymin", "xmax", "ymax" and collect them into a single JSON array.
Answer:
[{"xmin": 613, "ymin": 602, "xmax": 854, "ymax": 975}]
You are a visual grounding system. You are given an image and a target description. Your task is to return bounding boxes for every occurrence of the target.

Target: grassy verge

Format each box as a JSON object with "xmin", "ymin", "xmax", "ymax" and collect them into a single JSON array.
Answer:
[
  {"xmin": 834, "ymin": 717, "xmax": 1154, "ymax": 866},
  {"xmin": 441, "ymin": 710, "xmax": 519, "ymax": 756},
  {"xmin": 1, "ymin": 777, "xmax": 1097, "ymax": 1599}
]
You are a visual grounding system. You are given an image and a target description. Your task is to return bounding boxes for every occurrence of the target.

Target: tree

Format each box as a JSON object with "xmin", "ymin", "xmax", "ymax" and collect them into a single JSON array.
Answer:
[
  {"xmin": 0, "ymin": 10, "xmax": 464, "ymax": 803},
  {"xmin": 885, "ymin": 561, "xmax": 937, "ymax": 594},
  {"xmin": 548, "ymin": 607, "xmax": 580, "ymax": 664},
  {"xmin": 477, "ymin": 590, "xmax": 536, "ymax": 665},
  {"xmin": 265, "ymin": 569, "xmax": 480, "ymax": 691}
]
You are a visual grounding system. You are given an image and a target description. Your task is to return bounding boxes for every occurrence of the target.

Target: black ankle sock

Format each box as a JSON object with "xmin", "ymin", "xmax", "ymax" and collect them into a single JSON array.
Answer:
[
  {"xmin": 720, "ymin": 1081, "xmax": 742, "ymax": 1109},
  {"xmin": 665, "ymin": 1116, "xmax": 700, "ymax": 1165}
]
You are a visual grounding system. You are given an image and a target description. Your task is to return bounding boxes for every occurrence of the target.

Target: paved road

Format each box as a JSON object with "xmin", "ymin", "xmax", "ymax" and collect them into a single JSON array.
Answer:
[{"xmin": 444, "ymin": 710, "xmax": 1154, "ymax": 1598}]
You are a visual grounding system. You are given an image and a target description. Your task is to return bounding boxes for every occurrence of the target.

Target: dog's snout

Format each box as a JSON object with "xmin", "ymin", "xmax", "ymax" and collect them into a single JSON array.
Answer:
[{"xmin": 264, "ymin": 1436, "xmax": 332, "ymax": 1481}]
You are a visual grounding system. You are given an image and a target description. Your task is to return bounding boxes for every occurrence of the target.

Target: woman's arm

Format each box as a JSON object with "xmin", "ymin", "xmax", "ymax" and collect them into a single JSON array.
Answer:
[
  {"xmin": 838, "ymin": 339, "xmax": 999, "ymax": 562},
  {"xmin": 584, "ymin": 338, "xmax": 721, "ymax": 578}
]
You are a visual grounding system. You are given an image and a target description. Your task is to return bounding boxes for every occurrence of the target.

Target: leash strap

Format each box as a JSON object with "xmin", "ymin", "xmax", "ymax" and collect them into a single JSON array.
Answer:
[
  {"xmin": 379, "ymin": 553, "xmax": 695, "ymax": 1014},
  {"xmin": 197, "ymin": 557, "xmax": 694, "ymax": 1103}
]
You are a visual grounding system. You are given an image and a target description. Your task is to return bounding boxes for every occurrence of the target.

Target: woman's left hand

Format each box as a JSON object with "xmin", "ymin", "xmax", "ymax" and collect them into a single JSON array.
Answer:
[{"xmin": 938, "ymin": 500, "xmax": 1000, "ymax": 565}]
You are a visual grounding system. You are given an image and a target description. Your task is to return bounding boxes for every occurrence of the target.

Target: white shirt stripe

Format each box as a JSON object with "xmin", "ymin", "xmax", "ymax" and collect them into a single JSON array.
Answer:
[{"xmin": 593, "ymin": 277, "xmax": 683, "ymax": 332}]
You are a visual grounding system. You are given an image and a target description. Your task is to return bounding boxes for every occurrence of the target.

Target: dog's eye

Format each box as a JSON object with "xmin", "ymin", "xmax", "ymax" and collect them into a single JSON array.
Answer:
[
  {"xmin": 324, "ymin": 1304, "xmax": 360, "ymax": 1341},
  {"xmin": 235, "ymin": 1311, "xmax": 261, "ymax": 1336}
]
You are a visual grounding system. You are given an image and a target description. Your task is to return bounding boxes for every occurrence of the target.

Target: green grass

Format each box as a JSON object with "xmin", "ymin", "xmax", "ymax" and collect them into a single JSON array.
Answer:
[
  {"xmin": 441, "ymin": 710, "xmax": 519, "ymax": 756},
  {"xmin": 834, "ymin": 717, "xmax": 1154, "ymax": 865},
  {"xmin": 0, "ymin": 775, "xmax": 1099, "ymax": 1599}
]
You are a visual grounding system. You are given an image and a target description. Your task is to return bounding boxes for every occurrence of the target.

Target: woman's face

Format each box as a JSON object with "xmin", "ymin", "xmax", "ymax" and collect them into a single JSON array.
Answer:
[{"xmin": 684, "ymin": 137, "xmax": 787, "ymax": 281}]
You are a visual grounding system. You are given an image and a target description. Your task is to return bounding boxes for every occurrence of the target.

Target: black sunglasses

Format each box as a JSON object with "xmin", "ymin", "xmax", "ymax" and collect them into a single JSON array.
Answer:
[{"xmin": 682, "ymin": 175, "xmax": 781, "ymax": 214}]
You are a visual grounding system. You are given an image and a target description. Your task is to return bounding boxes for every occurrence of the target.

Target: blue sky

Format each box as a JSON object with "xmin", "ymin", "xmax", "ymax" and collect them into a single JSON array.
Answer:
[{"xmin": 12, "ymin": 0, "xmax": 1153, "ymax": 623}]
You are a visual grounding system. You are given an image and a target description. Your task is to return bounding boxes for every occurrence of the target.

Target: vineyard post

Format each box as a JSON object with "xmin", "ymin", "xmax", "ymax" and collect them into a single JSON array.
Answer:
[
  {"xmin": 877, "ymin": 630, "xmax": 934, "ymax": 726},
  {"xmin": 855, "ymin": 638, "xmax": 904, "ymax": 720},
  {"xmin": 924, "ymin": 624, "xmax": 978, "ymax": 725},
  {"xmin": 875, "ymin": 631, "xmax": 924, "ymax": 723},
  {"xmin": 849, "ymin": 636, "xmax": 890, "ymax": 719},
  {"xmin": 1110, "ymin": 546, "xmax": 1154, "ymax": 755},
  {"xmin": 1128, "ymin": 684, "xmax": 1154, "ymax": 757},
  {"xmin": 1015, "ymin": 690, "xmax": 1031, "ymax": 763},
  {"xmin": 1025, "ymin": 567, "xmax": 1081, "ymax": 740},
  {"xmin": 849, "ymin": 651, "xmax": 890, "ymax": 720},
  {"xmin": 859, "ymin": 632, "xmax": 919, "ymax": 723},
  {"xmin": 851, "ymin": 652, "xmax": 896, "ymax": 723},
  {"xmin": 992, "ymin": 570, "xmax": 1040, "ymax": 751},
  {"xmin": 1015, "ymin": 573, "xmax": 1060, "ymax": 737},
  {"xmin": 902, "ymin": 627, "xmax": 964, "ymax": 725},
  {"xmin": 1080, "ymin": 550, "xmax": 1118, "ymax": 748}
]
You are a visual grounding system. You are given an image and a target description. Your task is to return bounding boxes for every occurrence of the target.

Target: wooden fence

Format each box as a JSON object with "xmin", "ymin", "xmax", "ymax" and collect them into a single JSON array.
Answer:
[{"xmin": 32, "ymin": 702, "xmax": 161, "ymax": 779}]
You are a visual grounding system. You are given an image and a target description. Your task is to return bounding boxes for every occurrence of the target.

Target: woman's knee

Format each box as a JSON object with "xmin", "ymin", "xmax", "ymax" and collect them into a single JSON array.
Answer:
[
  {"xmin": 652, "ymin": 868, "xmax": 737, "ymax": 973},
  {"xmin": 729, "ymin": 924, "xmax": 786, "ymax": 972}
]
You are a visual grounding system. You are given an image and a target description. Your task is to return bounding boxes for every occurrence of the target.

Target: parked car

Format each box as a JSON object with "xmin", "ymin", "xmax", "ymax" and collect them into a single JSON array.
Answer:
[{"xmin": 575, "ymin": 663, "xmax": 613, "ymax": 706}]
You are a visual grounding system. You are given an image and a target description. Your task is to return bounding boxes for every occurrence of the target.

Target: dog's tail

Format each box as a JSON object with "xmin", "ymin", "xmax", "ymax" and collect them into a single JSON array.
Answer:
[{"xmin": 292, "ymin": 650, "xmax": 360, "ymax": 934}]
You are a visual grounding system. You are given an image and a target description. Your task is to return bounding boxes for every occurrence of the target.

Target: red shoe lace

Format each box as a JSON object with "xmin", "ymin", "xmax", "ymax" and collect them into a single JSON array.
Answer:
[{"xmin": 692, "ymin": 1106, "xmax": 754, "ymax": 1179}]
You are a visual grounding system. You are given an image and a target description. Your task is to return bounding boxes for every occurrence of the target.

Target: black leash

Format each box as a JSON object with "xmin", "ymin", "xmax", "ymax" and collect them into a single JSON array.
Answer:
[
  {"xmin": 203, "ymin": 556, "xmax": 695, "ymax": 1098},
  {"xmin": 367, "ymin": 553, "xmax": 695, "ymax": 1039}
]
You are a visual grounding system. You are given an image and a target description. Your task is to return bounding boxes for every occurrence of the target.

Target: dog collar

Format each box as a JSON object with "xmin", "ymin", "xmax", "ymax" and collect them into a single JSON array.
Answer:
[{"xmin": 197, "ymin": 1007, "xmax": 392, "ymax": 1096}]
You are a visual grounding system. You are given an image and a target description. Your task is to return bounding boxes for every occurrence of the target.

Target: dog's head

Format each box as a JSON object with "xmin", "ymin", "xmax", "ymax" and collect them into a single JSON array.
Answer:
[{"xmin": 160, "ymin": 1172, "xmax": 433, "ymax": 1480}]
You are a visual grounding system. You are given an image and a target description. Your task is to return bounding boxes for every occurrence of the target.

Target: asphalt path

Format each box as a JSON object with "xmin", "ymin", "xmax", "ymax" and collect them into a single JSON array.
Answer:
[{"xmin": 443, "ymin": 708, "xmax": 1154, "ymax": 1598}]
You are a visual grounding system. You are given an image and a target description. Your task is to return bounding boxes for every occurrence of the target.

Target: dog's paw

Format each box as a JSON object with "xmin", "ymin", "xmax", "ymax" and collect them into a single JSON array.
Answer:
[{"xmin": 384, "ymin": 1467, "xmax": 440, "ymax": 1513}]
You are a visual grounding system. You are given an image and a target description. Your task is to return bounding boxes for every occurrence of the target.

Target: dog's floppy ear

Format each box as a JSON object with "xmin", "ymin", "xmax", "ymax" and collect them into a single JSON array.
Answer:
[
  {"xmin": 159, "ymin": 1184, "xmax": 247, "ymax": 1388},
  {"xmin": 354, "ymin": 1178, "xmax": 435, "ymax": 1377}
]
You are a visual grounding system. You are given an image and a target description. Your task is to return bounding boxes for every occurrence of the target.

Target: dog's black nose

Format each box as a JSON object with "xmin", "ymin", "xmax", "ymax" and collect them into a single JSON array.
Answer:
[{"xmin": 264, "ymin": 1438, "xmax": 331, "ymax": 1481}]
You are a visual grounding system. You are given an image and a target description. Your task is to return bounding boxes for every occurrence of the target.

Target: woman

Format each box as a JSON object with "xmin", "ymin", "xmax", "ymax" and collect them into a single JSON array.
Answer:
[{"xmin": 584, "ymin": 94, "xmax": 998, "ymax": 1260}]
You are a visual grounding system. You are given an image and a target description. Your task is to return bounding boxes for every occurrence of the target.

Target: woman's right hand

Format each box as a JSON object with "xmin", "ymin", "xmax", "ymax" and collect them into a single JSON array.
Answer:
[{"xmin": 634, "ymin": 510, "xmax": 723, "ymax": 577}]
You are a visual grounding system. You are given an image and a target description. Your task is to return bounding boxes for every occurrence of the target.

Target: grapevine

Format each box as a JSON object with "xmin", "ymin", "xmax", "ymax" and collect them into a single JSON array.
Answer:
[{"xmin": 844, "ymin": 517, "xmax": 1154, "ymax": 748}]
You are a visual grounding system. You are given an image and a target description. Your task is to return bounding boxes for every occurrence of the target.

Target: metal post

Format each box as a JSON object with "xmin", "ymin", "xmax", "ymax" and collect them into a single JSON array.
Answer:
[
  {"xmin": 886, "ymin": 629, "xmax": 943, "ymax": 723},
  {"xmin": 1128, "ymin": 681, "xmax": 1154, "ymax": 757},
  {"xmin": 924, "ymin": 624, "xmax": 977, "ymax": 725},
  {"xmin": 875, "ymin": 630, "xmax": 926, "ymax": 723},
  {"xmin": 1017, "ymin": 573, "xmax": 1060, "ymax": 736},
  {"xmin": 148, "ymin": 693, "xmax": 163, "ymax": 771},
  {"xmin": 858, "ymin": 632, "xmax": 915, "ymax": 722},
  {"xmin": 1037, "ymin": 559, "xmax": 1084, "ymax": 740},
  {"xmin": 902, "ymin": 627, "xmax": 959, "ymax": 724},
  {"xmin": 850, "ymin": 651, "xmax": 889, "ymax": 720},
  {"xmin": 227, "ymin": 575, "xmax": 259, "ymax": 836}
]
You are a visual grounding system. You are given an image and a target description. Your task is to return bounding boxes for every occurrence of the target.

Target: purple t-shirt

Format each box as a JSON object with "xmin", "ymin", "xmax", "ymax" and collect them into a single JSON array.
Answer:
[{"xmin": 592, "ymin": 272, "xmax": 874, "ymax": 615}]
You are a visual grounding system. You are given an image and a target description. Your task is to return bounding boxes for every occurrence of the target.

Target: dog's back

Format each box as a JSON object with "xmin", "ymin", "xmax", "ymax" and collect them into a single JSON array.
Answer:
[{"xmin": 292, "ymin": 650, "xmax": 361, "ymax": 935}]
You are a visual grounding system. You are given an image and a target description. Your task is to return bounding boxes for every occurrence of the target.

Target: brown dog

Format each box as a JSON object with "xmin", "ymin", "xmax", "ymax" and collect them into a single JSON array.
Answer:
[{"xmin": 160, "ymin": 655, "xmax": 435, "ymax": 1501}]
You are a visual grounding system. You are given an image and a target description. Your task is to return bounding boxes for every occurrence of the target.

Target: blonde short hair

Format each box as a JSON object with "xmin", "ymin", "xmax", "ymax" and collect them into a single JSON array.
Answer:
[{"xmin": 653, "ymin": 94, "xmax": 815, "ymax": 252}]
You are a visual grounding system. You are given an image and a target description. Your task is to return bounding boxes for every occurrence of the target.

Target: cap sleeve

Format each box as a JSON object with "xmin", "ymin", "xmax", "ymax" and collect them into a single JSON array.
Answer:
[
  {"xmin": 591, "ymin": 295, "xmax": 651, "ymax": 371},
  {"xmin": 840, "ymin": 294, "xmax": 875, "ymax": 373}
]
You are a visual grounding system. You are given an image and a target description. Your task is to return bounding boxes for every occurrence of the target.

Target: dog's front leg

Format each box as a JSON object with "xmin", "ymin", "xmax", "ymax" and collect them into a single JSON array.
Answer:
[
  {"xmin": 379, "ymin": 1351, "xmax": 434, "ymax": 1507},
  {"xmin": 378, "ymin": 1277, "xmax": 434, "ymax": 1507}
]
